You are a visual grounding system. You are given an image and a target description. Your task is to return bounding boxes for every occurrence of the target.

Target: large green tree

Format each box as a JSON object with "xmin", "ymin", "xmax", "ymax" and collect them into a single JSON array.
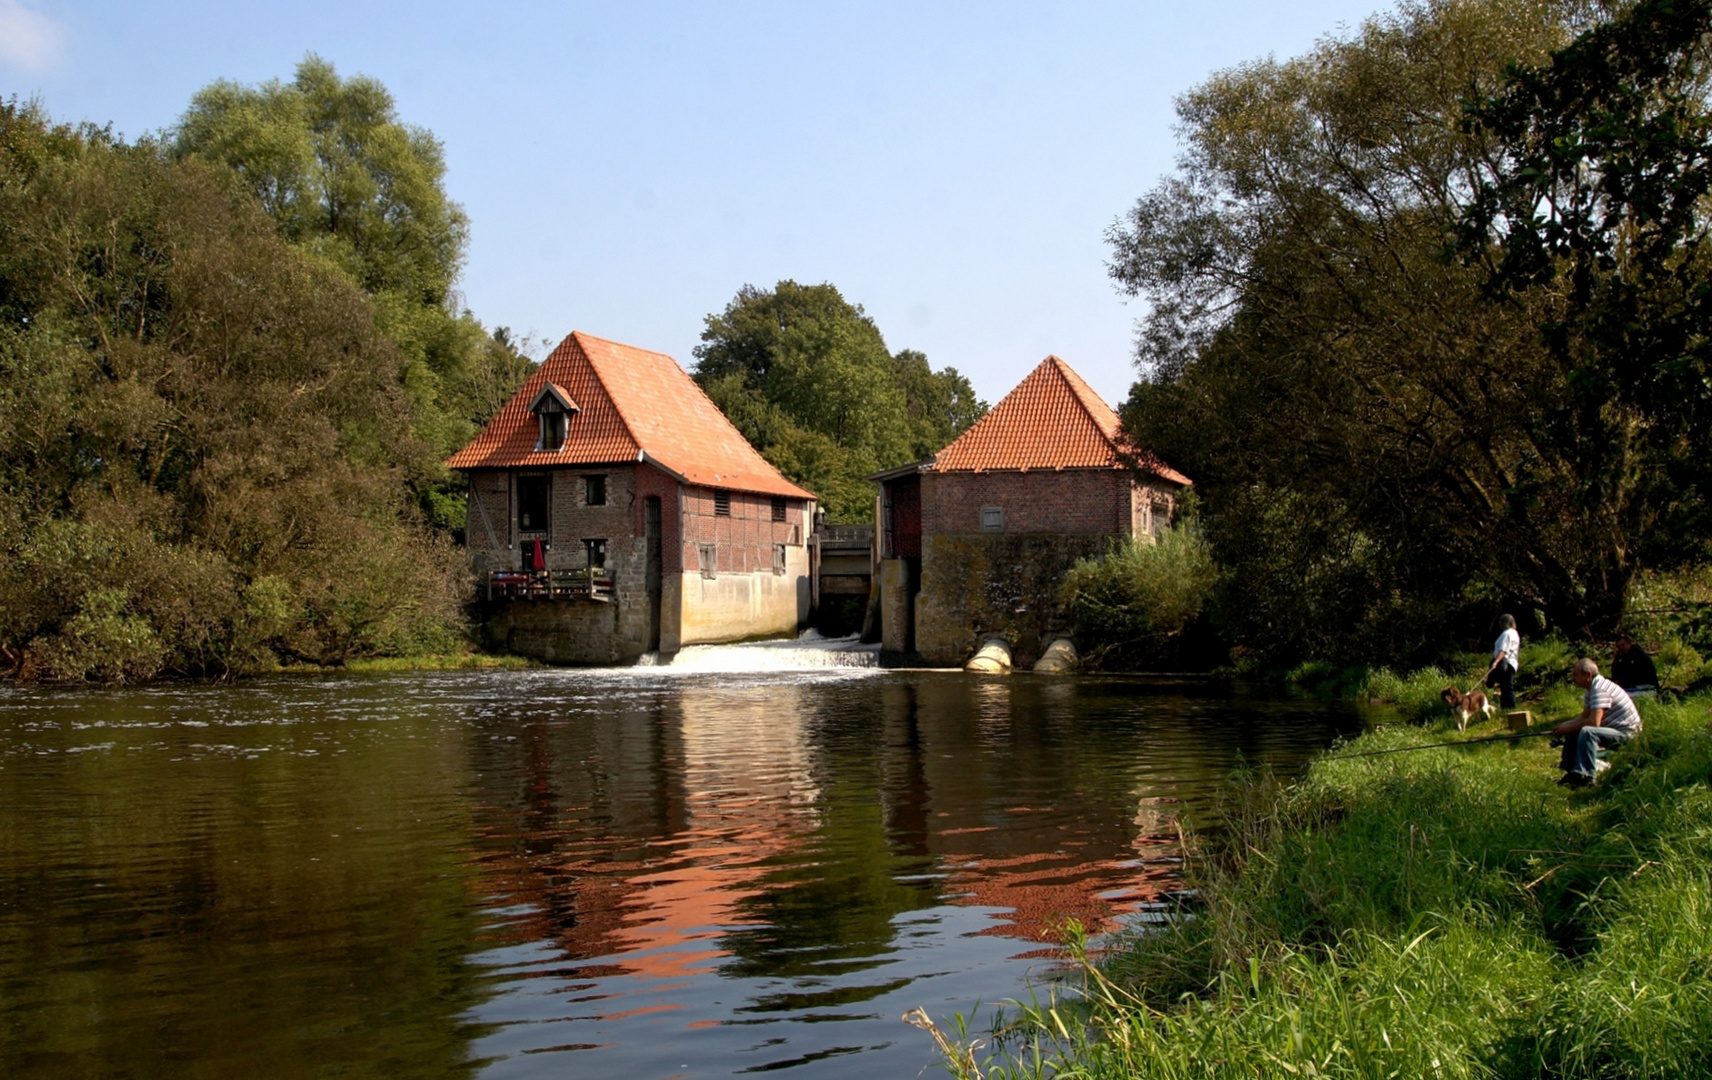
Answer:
[
  {"xmin": 1459, "ymin": 0, "xmax": 1712, "ymax": 616},
  {"xmin": 1111, "ymin": 0, "xmax": 1594, "ymax": 663},
  {"xmin": 174, "ymin": 56, "xmax": 532, "ymax": 530},
  {"xmin": 0, "ymin": 101, "xmax": 466, "ymax": 679},
  {"xmin": 694, "ymin": 281, "xmax": 984, "ymax": 521}
]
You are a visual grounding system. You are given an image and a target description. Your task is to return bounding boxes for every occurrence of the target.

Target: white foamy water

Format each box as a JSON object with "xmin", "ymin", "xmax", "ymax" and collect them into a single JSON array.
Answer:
[{"xmin": 636, "ymin": 629, "xmax": 880, "ymax": 672}]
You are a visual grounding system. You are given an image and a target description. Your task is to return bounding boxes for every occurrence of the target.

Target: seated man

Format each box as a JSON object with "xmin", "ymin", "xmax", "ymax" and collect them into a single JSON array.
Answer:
[
  {"xmin": 1610, "ymin": 633, "xmax": 1659, "ymax": 694},
  {"xmin": 1553, "ymin": 658, "xmax": 1642, "ymax": 787}
]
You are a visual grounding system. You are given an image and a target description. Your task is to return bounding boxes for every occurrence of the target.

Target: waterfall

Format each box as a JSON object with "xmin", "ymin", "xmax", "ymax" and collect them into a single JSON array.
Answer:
[{"xmin": 636, "ymin": 630, "xmax": 880, "ymax": 671}]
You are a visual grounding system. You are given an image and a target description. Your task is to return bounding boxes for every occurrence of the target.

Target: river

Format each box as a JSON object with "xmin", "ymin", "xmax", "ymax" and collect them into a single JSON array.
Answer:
[{"xmin": 0, "ymin": 649, "xmax": 1363, "ymax": 1078}]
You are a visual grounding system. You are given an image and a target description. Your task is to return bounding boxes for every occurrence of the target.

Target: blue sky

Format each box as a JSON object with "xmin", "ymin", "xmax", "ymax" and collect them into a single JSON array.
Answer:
[{"xmin": 3, "ymin": 0, "xmax": 1385, "ymax": 406}]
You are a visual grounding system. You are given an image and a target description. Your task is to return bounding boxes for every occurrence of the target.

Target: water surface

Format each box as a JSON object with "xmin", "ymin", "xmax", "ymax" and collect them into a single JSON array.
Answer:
[{"xmin": 0, "ymin": 664, "xmax": 1362, "ymax": 1077}]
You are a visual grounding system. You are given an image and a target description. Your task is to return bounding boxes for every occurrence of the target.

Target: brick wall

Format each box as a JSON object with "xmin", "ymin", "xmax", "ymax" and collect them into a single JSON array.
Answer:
[
  {"xmin": 465, "ymin": 466, "xmax": 642, "ymax": 573},
  {"xmin": 906, "ymin": 468, "xmax": 1187, "ymax": 665},
  {"xmin": 679, "ymin": 486, "xmax": 809, "ymax": 576},
  {"xmin": 633, "ymin": 464, "xmax": 682, "ymax": 574},
  {"xmin": 1127, "ymin": 481, "xmax": 1178, "ymax": 538},
  {"xmin": 921, "ymin": 469, "xmax": 1129, "ymax": 536}
]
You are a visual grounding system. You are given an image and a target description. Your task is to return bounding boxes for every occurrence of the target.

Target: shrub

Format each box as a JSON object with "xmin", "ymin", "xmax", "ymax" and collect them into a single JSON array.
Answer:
[
  {"xmin": 1364, "ymin": 666, "xmax": 1452, "ymax": 722},
  {"xmin": 1062, "ymin": 524, "xmax": 1218, "ymax": 668},
  {"xmin": 1518, "ymin": 632, "xmax": 1576, "ymax": 688}
]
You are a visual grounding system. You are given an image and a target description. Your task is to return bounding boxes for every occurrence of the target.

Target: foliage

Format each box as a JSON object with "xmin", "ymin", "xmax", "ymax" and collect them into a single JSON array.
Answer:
[
  {"xmin": 174, "ymin": 56, "xmax": 535, "ymax": 531},
  {"xmin": 891, "ymin": 348, "xmax": 987, "ymax": 461},
  {"xmin": 177, "ymin": 54, "xmax": 467, "ymax": 305},
  {"xmin": 693, "ymin": 280, "xmax": 985, "ymax": 520},
  {"xmin": 1110, "ymin": 0, "xmax": 1712, "ymax": 663},
  {"xmin": 1626, "ymin": 564, "xmax": 1712, "ymax": 656},
  {"xmin": 922, "ymin": 682, "xmax": 1712, "ymax": 1079},
  {"xmin": 1061, "ymin": 525, "xmax": 1218, "ymax": 669},
  {"xmin": 1518, "ymin": 631, "xmax": 1578, "ymax": 688},
  {"xmin": 1363, "ymin": 665, "xmax": 1458, "ymax": 722},
  {"xmin": 1459, "ymin": 0, "xmax": 1712, "ymax": 628},
  {"xmin": 0, "ymin": 100, "xmax": 468, "ymax": 679},
  {"xmin": 1284, "ymin": 660, "xmax": 1374, "ymax": 699}
]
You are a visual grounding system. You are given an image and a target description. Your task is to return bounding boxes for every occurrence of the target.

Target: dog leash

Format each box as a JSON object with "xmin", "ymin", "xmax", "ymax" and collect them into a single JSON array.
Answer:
[{"xmin": 1328, "ymin": 728, "xmax": 1560, "ymax": 760}]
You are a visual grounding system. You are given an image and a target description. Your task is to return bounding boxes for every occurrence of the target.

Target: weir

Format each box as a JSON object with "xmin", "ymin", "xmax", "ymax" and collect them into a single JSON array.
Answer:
[{"xmin": 636, "ymin": 629, "xmax": 881, "ymax": 671}]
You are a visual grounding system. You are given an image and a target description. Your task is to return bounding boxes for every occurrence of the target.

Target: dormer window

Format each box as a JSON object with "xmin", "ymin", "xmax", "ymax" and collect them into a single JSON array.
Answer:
[{"xmin": 529, "ymin": 383, "xmax": 579, "ymax": 452}]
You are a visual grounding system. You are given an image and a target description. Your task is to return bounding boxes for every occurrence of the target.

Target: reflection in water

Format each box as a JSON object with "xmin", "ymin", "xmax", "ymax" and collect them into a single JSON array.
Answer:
[{"xmin": 0, "ymin": 670, "xmax": 1362, "ymax": 1079}]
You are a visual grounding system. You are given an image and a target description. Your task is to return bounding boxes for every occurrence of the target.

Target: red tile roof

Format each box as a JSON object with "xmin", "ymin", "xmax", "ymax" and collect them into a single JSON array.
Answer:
[
  {"xmin": 930, "ymin": 355, "xmax": 1190, "ymax": 484},
  {"xmin": 445, "ymin": 331, "xmax": 815, "ymax": 500}
]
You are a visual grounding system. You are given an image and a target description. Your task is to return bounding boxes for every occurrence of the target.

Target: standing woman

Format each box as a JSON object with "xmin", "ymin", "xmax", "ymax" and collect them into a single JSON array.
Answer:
[{"xmin": 1486, "ymin": 614, "xmax": 1520, "ymax": 710}]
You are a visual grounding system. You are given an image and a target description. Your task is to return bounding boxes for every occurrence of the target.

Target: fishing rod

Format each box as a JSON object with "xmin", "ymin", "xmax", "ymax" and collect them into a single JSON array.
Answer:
[{"xmin": 1329, "ymin": 728, "xmax": 1560, "ymax": 760}]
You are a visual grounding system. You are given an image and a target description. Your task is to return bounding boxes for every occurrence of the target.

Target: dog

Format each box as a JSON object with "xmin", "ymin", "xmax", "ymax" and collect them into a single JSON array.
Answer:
[{"xmin": 1440, "ymin": 685, "xmax": 1493, "ymax": 733}]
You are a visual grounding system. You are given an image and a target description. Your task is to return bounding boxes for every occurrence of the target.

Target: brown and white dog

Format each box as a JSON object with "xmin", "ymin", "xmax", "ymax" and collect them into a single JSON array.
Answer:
[{"xmin": 1440, "ymin": 686, "xmax": 1493, "ymax": 733}]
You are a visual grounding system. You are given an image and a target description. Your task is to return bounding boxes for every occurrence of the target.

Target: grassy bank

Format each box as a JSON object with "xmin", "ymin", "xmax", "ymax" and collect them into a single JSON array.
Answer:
[
  {"xmin": 339, "ymin": 652, "xmax": 539, "ymax": 673},
  {"xmin": 271, "ymin": 651, "xmax": 539, "ymax": 675},
  {"xmin": 919, "ymin": 688, "xmax": 1712, "ymax": 1078}
]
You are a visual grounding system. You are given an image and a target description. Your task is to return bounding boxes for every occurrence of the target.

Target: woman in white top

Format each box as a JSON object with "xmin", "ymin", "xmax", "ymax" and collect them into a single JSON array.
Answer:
[{"xmin": 1485, "ymin": 613, "xmax": 1519, "ymax": 709}]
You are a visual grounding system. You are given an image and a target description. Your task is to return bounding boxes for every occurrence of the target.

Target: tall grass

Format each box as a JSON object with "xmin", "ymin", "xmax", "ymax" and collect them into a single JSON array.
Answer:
[{"xmin": 918, "ymin": 691, "xmax": 1712, "ymax": 1079}]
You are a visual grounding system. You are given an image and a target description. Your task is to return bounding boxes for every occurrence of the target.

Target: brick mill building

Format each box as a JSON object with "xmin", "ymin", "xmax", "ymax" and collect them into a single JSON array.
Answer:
[
  {"xmin": 873, "ymin": 355, "xmax": 1190, "ymax": 666},
  {"xmin": 446, "ymin": 331, "xmax": 816, "ymax": 664}
]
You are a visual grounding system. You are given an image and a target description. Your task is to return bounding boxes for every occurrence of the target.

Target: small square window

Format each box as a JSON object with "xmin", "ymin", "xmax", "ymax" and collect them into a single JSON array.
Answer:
[
  {"xmin": 980, "ymin": 506, "xmax": 1003, "ymax": 532},
  {"xmin": 773, "ymin": 543, "xmax": 787, "ymax": 575},
  {"xmin": 585, "ymin": 475, "xmax": 606, "ymax": 506},
  {"xmin": 583, "ymin": 538, "xmax": 607, "ymax": 569},
  {"xmin": 771, "ymin": 497, "xmax": 787, "ymax": 522},
  {"xmin": 698, "ymin": 543, "xmax": 718, "ymax": 579},
  {"xmin": 714, "ymin": 491, "xmax": 731, "ymax": 517}
]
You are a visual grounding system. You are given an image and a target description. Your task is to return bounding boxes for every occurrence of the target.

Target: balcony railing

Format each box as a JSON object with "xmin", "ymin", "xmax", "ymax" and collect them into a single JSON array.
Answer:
[{"xmin": 486, "ymin": 568, "xmax": 614, "ymax": 602}]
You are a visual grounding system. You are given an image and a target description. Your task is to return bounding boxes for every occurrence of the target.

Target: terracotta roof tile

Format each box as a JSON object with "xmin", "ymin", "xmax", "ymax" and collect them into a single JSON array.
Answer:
[
  {"xmin": 930, "ymin": 356, "xmax": 1190, "ymax": 485},
  {"xmin": 445, "ymin": 332, "xmax": 815, "ymax": 500}
]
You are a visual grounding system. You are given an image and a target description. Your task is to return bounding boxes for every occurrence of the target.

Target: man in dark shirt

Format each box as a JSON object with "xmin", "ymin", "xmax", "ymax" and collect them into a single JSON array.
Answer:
[{"xmin": 1611, "ymin": 634, "xmax": 1658, "ymax": 693}]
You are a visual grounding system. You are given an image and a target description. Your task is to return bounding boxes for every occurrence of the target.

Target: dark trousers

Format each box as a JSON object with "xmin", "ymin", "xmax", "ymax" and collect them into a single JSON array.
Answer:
[{"xmin": 1487, "ymin": 661, "xmax": 1516, "ymax": 709}]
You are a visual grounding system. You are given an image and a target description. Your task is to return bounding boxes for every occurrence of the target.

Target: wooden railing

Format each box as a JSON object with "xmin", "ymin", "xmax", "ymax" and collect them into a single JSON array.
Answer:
[{"xmin": 486, "ymin": 568, "xmax": 614, "ymax": 602}]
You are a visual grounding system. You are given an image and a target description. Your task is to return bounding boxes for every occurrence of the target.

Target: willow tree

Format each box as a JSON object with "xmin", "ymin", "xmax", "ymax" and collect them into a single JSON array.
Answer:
[{"xmin": 1108, "ymin": 0, "xmax": 1658, "ymax": 662}]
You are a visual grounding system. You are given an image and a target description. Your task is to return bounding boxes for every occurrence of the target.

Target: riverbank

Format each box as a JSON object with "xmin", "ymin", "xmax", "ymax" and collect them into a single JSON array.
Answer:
[{"xmin": 923, "ymin": 686, "xmax": 1712, "ymax": 1078}]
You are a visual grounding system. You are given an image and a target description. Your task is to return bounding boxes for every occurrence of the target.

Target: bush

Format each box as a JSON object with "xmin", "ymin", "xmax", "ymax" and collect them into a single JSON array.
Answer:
[
  {"xmin": 1518, "ymin": 632, "xmax": 1576, "ymax": 688},
  {"xmin": 1062, "ymin": 524, "xmax": 1218, "ymax": 669},
  {"xmin": 1284, "ymin": 661, "xmax": 1370, "ymax": 698},
  {"xmin": 1652, "ymin": 637, "xmax": 1711, "ymax": 691},
  {"xmin": 0, "ymin": 105, "xmax": 473, "ymax": 680},
  {"xmin": 1363, "ymin": 666, "xmax": 1452, "ymax": 722},
  {"xmin": 1626, "ymin": 565, "xmax": 1712, "ymax": 654}
]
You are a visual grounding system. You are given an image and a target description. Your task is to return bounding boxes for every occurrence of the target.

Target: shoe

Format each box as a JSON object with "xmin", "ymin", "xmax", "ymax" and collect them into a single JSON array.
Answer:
[{"xmin": 1557, "ymin": 772, "xmax": 1592, "ymax": 788}]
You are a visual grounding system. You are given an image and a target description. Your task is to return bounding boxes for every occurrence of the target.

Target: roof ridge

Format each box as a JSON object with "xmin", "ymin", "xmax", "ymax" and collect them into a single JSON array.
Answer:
[
  {"xmin": 1045, "ymin": 355, "xmax": 1122, "ymax": 439},
  {"xmin": 932, "ymin": 354, "xmax": 1116, "ymax": 468},
  {"xmin": 569, "ymin": 330, "xmax": 646, "ymax": 458}
]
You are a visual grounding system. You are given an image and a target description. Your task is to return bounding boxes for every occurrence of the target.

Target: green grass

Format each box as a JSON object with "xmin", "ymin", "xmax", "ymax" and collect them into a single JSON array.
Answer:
[
  {"xmin": 919, "ymin": 688, "xmax": 1712, "ymax": 1079},
  {"xmin": 1362, "ymin": 665, "xmax": 1454, "ymax": 722}
]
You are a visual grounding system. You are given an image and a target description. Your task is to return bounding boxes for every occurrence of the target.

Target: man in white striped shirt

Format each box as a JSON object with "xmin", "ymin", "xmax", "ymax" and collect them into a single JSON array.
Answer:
[{"xmin": 1552, "ymin": 658, "xmax": 1641, "ymax": 787}]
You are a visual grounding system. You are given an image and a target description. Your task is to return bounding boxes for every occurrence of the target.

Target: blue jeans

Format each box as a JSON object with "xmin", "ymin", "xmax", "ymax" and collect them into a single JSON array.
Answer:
[{"xmin": 1560, "ymin": 725, "xmax": 1634, "ymax": 779}]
